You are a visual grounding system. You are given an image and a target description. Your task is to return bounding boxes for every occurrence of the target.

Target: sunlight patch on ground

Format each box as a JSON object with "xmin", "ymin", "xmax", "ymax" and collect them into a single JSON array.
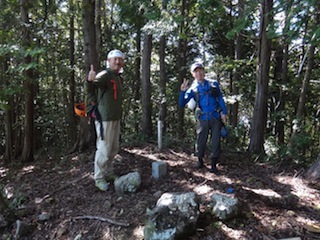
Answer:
[
  {"xmin": 69, "ymin": 166, "xmax": 80, "ymax": 174},
  {"xmin": 0, "ymin": 167, "xmax": 8, "ymax": 177},
  {"xmin": 22, "ymin": 165, "xmax": 35, "ymax": 173},
  {"xmin": 242, "ymin": 186, "xmax": 281, "ymax": 198},
  {"xmin": 275, "ymin": 176, "xmax": 320, "ymax": 204},
  {"xmin": 296, "ymin": 215, "xmax": 320, "ymax": 225},
  {"xmin": 132, "ymin": 225, "xmax": 144, "ymax": 239},
  {"xmin": 144, "ymin": 154, "xmax": 162, "ymax": 161},
  {"xmin": 221, "ymin": 224, "xmax": 247, "ymax": 239},
  {"xmin": 252, "ymin": 209, "xmax": 283, "ymax": 233},
  {"xmin": 168, "ymin": 149, "xmax": 191, "ymax": 158},
  {"xmin": 127, "ymin": 148, "xmax": 159, "ymax": 162},
  {"xmin": 3, "ymin": 186, "xmax": 14, "ymax": 199},
  {"xmin": 194, "ymin": 184, "xmax": 213, "ymax": 195},
  {"xmin": 71, "ymin": 155, "xmax": 80, "ymax": 161}
]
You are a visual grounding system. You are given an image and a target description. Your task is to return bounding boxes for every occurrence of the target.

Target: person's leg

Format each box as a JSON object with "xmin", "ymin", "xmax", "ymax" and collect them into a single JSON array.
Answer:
[
  {"xmin": 94, "ymin": 120, "xmax": 121, "ymax": 190},
  {"xmin": 209, "ymin": 118, "xmax": 222, "ymax": 173},
  {"xmin": 94, "ymin": 121, "xmax": 111, "ymax": 190},
  {"xmin": 105, "ymin": 120, "xmax": 120, "ymax": 180},
  {"xmin": 195, "ymin": 120, "xmax": 209, "ymax": 168}
]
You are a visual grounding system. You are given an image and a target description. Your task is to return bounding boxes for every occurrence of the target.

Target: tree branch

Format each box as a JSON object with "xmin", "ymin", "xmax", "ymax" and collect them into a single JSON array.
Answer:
[{"xmin": 73, "ymin": 215, "xmax": 130, "ymax": 227}]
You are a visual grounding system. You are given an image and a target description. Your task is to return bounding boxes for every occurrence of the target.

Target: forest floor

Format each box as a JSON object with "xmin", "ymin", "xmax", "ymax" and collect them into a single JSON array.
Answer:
[{"xmin": 1, "ymin": 143, "xmax": 320, "ymax": 240}]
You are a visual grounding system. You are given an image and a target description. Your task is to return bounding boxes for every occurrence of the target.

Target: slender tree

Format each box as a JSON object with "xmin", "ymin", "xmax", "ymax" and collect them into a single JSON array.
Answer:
[
  {"xmin": 21, "ymin": 0, "xmax": 35, "ymax": 162},
  {"xmin": 276, "ymin": 0, "xmax": 293, "ymax": 145},
  {"xmin": 133, "ymin": 28, "xmax": 142, "ymax": 133},
  {"xmin": 3, "ymin": 58, "xmax": 13, "ymax": 163},
  {"xmin": 249, "ymin": 0, "xmax": 273, "ymax": 154},
  {"xmin": 177, "ymin": 0, "xmax": 188, "ymax": 137},
  {"xmin": 230, "ymin": 0, "xmax": 244, "ymax": 127},
  {"xmin": 159, "ymin": 0, "xmax": 168, "ymax": 134},
  {"xmin": 65, "ymin": 0, "xmax": 77, "ymax": 148},
  {"xmin": 141, "ymin": 34, "xmax": 153, "ymax": 138},
  {"xmin": 74, "ymin": 0, "xmax": 99, "ymax": 152},
  {"xmin": 291, "ymin": 31, "xmax": 318, "ymax": 144}
]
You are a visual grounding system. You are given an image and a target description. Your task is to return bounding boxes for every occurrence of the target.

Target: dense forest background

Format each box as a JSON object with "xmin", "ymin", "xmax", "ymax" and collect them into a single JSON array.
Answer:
[
  {"xmin": 0, "ymin": 0, "xmax": 319, "ymax": 167},
  {"xmin": 0, "ymin": 0, "xmax": 320, "ymax": 239}
]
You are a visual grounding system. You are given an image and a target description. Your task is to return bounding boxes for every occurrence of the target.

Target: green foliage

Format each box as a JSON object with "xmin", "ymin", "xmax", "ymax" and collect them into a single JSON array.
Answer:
[
  {"xmin": 225, "ymin": 124, "xmax": 250, "ymax": 152},
  {"xmin": 0, "ymin": 183, "xmax": 27, "ymax": 211},
  {"xmin": 143, "ymin": 219, "xmax": 156, "ymax": 240},
  {"xmin": 211, "ymin": 220, "xmax": 222, "ymax": 229},
  {"xmin": 8, "ymin": 191, "xmax": 28, "ymax": 210},
  {"xmin": 0, "ymin": 0, "xmax": 319, "ymax": 166},
  {"xmin": 261, "ymin": 131, "xmax": 315, "ymax": 166}
]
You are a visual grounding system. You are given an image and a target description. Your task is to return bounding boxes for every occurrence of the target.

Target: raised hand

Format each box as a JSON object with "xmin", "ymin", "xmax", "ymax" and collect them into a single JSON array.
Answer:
[
  {"xmin": 180, "ymin": 78, "xmax": 189, "ymax": 91},
  {"xmin": 88, "ymin": 64, "xmax": 96, "ymax": 81}
]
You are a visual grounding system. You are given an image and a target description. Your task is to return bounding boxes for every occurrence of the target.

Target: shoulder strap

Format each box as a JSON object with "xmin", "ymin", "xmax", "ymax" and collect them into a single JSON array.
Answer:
[{"xmin": 195, "ymin": 90, "xmax": 200, "ymax": 108}]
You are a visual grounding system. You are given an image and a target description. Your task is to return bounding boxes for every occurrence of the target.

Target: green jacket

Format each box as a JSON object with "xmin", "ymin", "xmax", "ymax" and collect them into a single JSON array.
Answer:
[{"xmin": 85, "ymin": 68, "xmax": 123, "ymax": 121}]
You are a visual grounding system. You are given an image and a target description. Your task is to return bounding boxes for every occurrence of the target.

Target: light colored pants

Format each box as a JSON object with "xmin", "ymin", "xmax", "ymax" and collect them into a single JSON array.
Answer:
[{"xmin": 94, "ymin": 120, "xmax": 120, "ymax": 181}]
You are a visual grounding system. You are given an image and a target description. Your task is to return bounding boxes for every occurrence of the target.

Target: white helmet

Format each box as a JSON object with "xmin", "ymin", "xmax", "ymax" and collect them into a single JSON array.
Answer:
[{"xmin": 107, "ymin": 49, "xmax": 125, "ymax": 59}]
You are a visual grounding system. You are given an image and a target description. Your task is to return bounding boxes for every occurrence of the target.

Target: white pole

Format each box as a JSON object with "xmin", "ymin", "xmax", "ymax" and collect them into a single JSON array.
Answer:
[{"xmin": 158, "ymin": 120, "xmax": 163, "ymax": 150}]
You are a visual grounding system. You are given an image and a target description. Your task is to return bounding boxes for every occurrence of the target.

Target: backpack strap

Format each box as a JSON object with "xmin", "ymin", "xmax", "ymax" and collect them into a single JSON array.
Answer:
[
  {"xmin": 194, "ymin": 87, "xmax": 202, "ymax": 119},
  {"xmin": 96, "ymin": 90, "xmax": 105, "ymax": 140}
]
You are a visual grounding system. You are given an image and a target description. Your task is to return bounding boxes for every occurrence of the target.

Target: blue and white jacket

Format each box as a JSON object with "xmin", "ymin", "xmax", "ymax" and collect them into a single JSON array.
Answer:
[{"xmin": 179, "ymin": 79, "xmax": 227, "ymax": 120}]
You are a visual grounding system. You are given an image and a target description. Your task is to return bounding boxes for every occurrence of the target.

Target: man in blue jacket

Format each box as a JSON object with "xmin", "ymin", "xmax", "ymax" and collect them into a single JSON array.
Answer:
[{"xmin": 179, "ymin": 62, "xmax": 227, "ymax": 174}]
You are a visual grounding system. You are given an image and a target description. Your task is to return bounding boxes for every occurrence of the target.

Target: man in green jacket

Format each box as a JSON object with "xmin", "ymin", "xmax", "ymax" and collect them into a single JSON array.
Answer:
[{"xmin": 86, "ymin": 49, "xmax": 125, "ymax": 191}]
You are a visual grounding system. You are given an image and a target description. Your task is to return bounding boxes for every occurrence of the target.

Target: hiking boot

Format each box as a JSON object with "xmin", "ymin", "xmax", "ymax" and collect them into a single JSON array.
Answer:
[
  {"xmin": 105, "ymin": 174, "xmax": 118, "ymax": 182},
  {"xmin": 209, "ymin": 167, "xmax": 221, "ymax": 175},
  {"xmin": 209, "ymin": 158, "xmax": 220, "ymax": 175},
  {"xmin": 194, "ymin": 161, "xmax": 204, "ymax": 169},
  {"xmin": 95, "ymin": 179, "xmax": 110, "ymax": 191},
  {"xmin": 194, "ymin": 158, "xmax": 204, "ymax": 169}
]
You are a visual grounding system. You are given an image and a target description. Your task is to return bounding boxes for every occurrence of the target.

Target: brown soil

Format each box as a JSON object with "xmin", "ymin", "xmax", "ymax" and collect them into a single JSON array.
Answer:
[{"xmin": 1, "ymin": 144, "xmax": 320, "ymax": 239}]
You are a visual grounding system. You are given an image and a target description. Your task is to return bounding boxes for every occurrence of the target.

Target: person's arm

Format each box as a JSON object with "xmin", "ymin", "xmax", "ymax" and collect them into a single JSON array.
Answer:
[
  {"xmin": 179, "ymin": 79, "xmax": 194, "ymax": 107},
  {"xmin": 86, "ymin": 64, "xmax": 109, "ymax": 89}
]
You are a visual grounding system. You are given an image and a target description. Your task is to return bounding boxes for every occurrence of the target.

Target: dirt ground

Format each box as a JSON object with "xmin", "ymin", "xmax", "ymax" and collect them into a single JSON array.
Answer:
[{"xmin": 1, "ymin": 144, "xmax": 320, "ymax": 240}]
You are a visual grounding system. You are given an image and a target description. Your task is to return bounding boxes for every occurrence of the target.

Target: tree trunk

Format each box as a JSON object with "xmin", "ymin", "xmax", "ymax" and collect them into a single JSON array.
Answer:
[
  {"xmin": 249, "ymin": 0, "xmax": 273, "ymax": 154},
  {"xmin": 21, "ymin": 0, "xmax": 35, "ymax": 162},
  {"xmin": 83, "ymin": 0, "xmax": 99, "ymax": 71},
  {"xmin": 290, "ymin": 3, "xmax": 319, "ymax": 145},
  {"xmin": 159, "ymin": 35, "xmax": 167, "ymax": 132},
  {"xmin": 133, "ymin": 27, "xmax": 141, "ymax": 133},
  {"xmin": 158, "ymin": 0, "xmax": 168, "ymax": 133},
  {"xmin": 141, "ymin": 34, "xmax": 153, "ymax": 138},
  {"xmin": 272, "ymin": 44, "xmax": 285, "ymax": 143},
  {"xmin": 275, "ymin": 0, "xmax": 292, "ymax": 145},
  {"xmin": 177, "ymin": 0, "xmax": 188, "ymax": 137},
  {"xmin": 66, "ymin": 0, "xmax": 77, "ymax": 149},
  {"xmin": 3, "ymin": 58, "xmax": 13, "ymax": 163},
  {"xmin": 290, "ymin": 45, "xmax": 315, "ymax": 143},
  {"xmin": 74, "ymin": 0, "xmax": 99, "ymax": 152},
  {"xmin": 230, "ymin": 0, "xmax": 244, "ymax": 127}
]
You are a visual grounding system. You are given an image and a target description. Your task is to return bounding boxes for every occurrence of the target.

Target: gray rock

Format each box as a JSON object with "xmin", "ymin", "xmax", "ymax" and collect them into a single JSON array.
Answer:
[
  {"xmin": 152, "ymin": 161, "xmax": 167, "ymax": 179},
  {"xmin": 38, "ymin": 212, "xmax": 51, "ymax": 221},
  {"xmin": 144, "ymin": 192, "xmax": 200, "ymax": 240},
  {"xmin": 210, "ymin": 193, "xmax": 239, "ymax": 220},
  {"xmin": 114, "ymin": 172, "xmax": 141, "ymax": 193}
]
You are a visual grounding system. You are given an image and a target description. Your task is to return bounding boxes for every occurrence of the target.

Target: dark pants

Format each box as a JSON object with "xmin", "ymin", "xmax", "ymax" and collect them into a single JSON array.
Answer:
[{"xmin": 195, "ymin": 118, "xmax": 221, "ymax": 160}]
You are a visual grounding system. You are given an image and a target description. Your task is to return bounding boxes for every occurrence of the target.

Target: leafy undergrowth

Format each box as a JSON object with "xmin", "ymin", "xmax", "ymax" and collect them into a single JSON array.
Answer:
[{"xmin": 1, "ymin": 144, "xmax": 320, "ymax": 239}]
